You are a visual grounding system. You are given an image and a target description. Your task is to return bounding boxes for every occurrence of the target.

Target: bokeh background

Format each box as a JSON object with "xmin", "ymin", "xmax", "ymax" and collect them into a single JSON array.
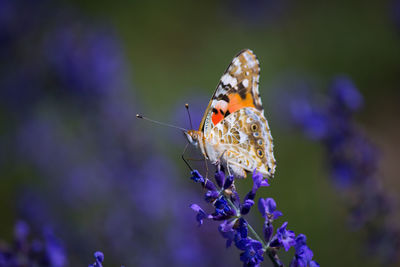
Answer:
[{"xmin": 1, "ymin": 0, "xmax": 400, "ymax": 266}]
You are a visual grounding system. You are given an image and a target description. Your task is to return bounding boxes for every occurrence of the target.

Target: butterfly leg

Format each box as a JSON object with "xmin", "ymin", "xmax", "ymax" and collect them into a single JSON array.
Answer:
[
  {"xmin": 182, "ymin": 143, "xmax": 209, "ymax": 179},
  {"xmin": 216, "ymin": 150, "xmax": 227, "ymax": 165},
  {"xmin": 181, "ymin": 143, "xmax": 194, "ymax": 172}
]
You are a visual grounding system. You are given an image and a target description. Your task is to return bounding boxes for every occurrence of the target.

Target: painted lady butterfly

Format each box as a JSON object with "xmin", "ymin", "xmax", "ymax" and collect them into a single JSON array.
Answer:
[{"xmin": 185, "ymin": 49, "xmax": 276, "ymax": 179}]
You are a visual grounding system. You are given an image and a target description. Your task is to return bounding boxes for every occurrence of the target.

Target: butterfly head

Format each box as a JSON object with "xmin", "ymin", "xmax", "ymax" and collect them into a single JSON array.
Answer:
[{"xmin": 185, "ymin": 130, "xmax": 202, "ymax": 147}]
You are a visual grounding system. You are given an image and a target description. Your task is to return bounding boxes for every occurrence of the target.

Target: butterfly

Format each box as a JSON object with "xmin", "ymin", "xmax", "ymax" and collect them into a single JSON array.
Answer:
[{"xmin": 185, "ymin": 49, "xmax": 276, "ymax": 179}]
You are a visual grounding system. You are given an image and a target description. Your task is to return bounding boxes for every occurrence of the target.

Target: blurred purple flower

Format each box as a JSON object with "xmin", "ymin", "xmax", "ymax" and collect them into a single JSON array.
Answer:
[
  {"xmin": 330, "ymin": 76, "xmax": 363, "ymax": 112},
  {"xmin": 0, "ymin": 220, "xmax": 67, "ymax": 267},
  {"xmin": 88, "ymin": 251, "xmax": 104, "ymax": 267},
  {"xmin": 283, "ymin": 74, "xmax": 400, "ymax": 264}
]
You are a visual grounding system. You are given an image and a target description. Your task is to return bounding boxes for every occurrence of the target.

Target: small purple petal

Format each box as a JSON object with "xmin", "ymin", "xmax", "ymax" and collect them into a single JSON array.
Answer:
[
  {"xmin": 214, "ymin": 170, "xmax": 225, "ymax": 188},
  {"xmin": 270, "ymin": 222, "xmax": 296, "ymax": 251},
  {"xmin": 94, "ymin": 251, "xmax": 104, "ymax": 263},
  {"xmin": 204, "ymin": 179, "xmax": 217, "ymax": 191},
  {"xmin": 190, "ymin": 204, "xmax": 211, "ymax": 226},
  {"xmin": 219, "ymin": 219, "xmax": 237, "ymax": 232},
  {"xmin": 259, "ymin": 198, "xmax": 282, "ymax": 220},
  {"xmin": 204, "ymin": 190, "xmax": 219, "ymax": 203},
  {"xmin": 190, "ymin": 170, "xmax": 204, "ymax": 183},
  {"xmin": 272, "ymin": 210, "xmax": 283, "ymax": 220},
  {"xmin": 240, "ymin": 199, "xmax": 255, "ymax": 215},
  {"xmin": 294, "ymin": 234, "xmax": 307, "ymax": 250},
  {"xmin": 223, "ymin": 174, "xmax": 234, "ymax": 189},
  {"xmin": 238, "ymin": 218, "xmax": 248, "ymax": 239},
  {"xmin": 238, "ymin": 239, "xmax": 264, "ymax": 266},
  {"xmin": 252, "ymin": 169, "xmax": 269, "ymax": 194},
  {"xmin": 263, "ymin": 221, "xmax": 273, "ymax": 242}
]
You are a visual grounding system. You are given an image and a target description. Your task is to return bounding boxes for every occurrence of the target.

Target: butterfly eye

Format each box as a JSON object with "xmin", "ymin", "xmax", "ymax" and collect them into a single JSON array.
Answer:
[
  {"xmin": 192, "ymin": 133, "xmax": 198, "ymax": 140},
  {"xmin": 251, "ymin": 124, "xmax": 258, "ymax": 131},
  {"xmin": 257, "ymin": 149, "xmax": 264, "ymax": 158}
]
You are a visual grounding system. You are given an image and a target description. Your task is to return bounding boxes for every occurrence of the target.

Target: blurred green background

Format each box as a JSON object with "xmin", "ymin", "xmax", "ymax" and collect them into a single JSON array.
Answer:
[{"xmin": 1, "ymin": 0, "xmax": 400, "ymax": 266}]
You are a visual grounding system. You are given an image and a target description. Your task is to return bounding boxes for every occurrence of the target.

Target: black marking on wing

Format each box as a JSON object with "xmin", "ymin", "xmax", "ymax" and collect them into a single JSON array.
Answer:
[{"xmin": 219, "ymin": 94, "xmax": 230, "ymax": 103}]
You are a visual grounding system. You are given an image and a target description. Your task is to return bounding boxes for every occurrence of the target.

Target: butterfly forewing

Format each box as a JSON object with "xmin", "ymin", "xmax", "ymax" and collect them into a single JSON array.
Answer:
[
  {"xmin": 196, "ymin": 49, "xmax": 276, "ymax": 179},
  {"xmin": 199, "ymin": 49, "xmax": 263, "ymax": 136}
]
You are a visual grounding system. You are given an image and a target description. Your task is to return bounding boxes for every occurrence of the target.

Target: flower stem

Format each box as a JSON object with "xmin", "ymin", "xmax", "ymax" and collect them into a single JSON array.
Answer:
[
  {"xmin": 225, "ymin": 197, "xmax": 241, "ymax": 217},
  {"xmin": 247, "ymin": 223, "xmax": 266, "ymax": 247},
  {"xmin": 267, "ymin": 249, "xmax": 284, "ymax": 267}
]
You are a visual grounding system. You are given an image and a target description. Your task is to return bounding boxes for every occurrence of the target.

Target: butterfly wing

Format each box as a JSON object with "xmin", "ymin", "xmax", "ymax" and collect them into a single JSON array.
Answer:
[
  {"xmin": 207, "ymin": 107, "xmax": 276, "ymax": 178},
  {"xmin": 199, "ymin": 49, "xmax": 264, "ymax": 137}
]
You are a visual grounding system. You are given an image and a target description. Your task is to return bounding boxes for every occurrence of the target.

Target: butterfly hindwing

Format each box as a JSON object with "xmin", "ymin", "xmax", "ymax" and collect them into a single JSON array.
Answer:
[
  {"xmin": 199, "ymin": 49, "xmax": 263, "ymax": 136},
  {"xmin": 207, "ymin": 107, "xmax": 276, "ymax": 178}
]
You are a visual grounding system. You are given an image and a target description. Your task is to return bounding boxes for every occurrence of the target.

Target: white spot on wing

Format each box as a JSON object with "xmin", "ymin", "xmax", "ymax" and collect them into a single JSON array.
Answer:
[
  {"xmin": 221, "ymin": 73, "xmax": 237, "ymax": 87},
  {"xmin": 243, "ymin": 52, "xmax": 256, "ymax": 68},
  {"xmin": 239, "ymin": 131, "xmax": 247, "ymax": 142},
  {"xmin": 235, "ymin": 65, "xmax": 242, "ymax": 75},
  {"xmin": 242, "ymin": 79, "xmax": 249, "ymax": 87}
]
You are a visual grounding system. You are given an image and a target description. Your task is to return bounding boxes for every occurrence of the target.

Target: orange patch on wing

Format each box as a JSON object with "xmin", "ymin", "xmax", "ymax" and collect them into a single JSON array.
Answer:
[
  {"xmin": 211, "ymin": 93, "xmax": 255, "ymax": 126},
  {"xmin": 228, "ymin": 93, "xmax": 255, "ymax": 114},
  {"xmin": 212, "ymin": 111, "xmax": 224, "ymax": 125}
]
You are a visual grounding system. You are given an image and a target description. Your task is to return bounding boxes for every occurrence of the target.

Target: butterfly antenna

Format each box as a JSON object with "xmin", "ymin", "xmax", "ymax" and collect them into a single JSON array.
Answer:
[
  {"xmin": 185, "ymin": 103, "xmax": 194, "ymax": 129},
  {"xmin": 136, "ymin": 114, "xmax": 187, "ymax": 132}
]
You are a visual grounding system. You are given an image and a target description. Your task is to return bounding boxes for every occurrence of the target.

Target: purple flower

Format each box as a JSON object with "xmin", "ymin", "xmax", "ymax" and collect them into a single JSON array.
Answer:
[
  {"xmin": 237, "ymin": 239, "xmax": 264, "ymax": 267},
  {"xmin": 88, "ymin": 251, "xmax": 104, "ymax": 267},
  {"xmin": 240, "ymin": 199, "xmax": 255, "ymax": 215},
  {"xmin": 190, "ymin": 170, "xmax": 205, "ymax": 183},
  {"xmin": 252, "ymin": 169, "xmax": 269, "ymax": 193},
  {"xmin": 14, "ymin": 220, "xmax": 30, "ymax": 241},
  {"xmin": 218, "ymin": 221, "xmax": 239, "ymax": 248},
  {"xmin": 215, "ymin": 170, "xmax": 225, "ymax": 188},
  {"xmin": 0, "ymin": 221, "xmax": 67, "ymax": 267},
  {"xmin": 270, "ymin": 222, "xmax": 296, "ymax": 251},
  {"xmin": 43, "ymin": 227, "xmax": 67, "ymax": 267},
  {"xmin": 258, "ymin": 198, "xmax": 283, "ymax": 220},
  {"xmin": 290, "ymin": 234, "xmax": 319, "ymax": 267},
  {"xmin": 204, "ymin": 179, "xmax": 217, "ymax": 191},
  {"xmin": 190, "ymin": 204, "xmax": 211, "ymax": 226},
  {"xmin": 219, "ymin": 219, "xmax": 237, "ymax": 232},
  {"xmin": 331, "ymin": 76, "xmax": 363, "ymax": 112},
  {"xmin": 237, "ymin": 218, "xmax": 248, "ymax": 239},
  {"xmin": 241, "ymin": 169, "xmax": 270, "ymax": 208},
  {"xmin": 214, "ymin": 197, "xmax": 232, "ymax": 216},
  {"xmin": 188, "ymin": 168, "xmax": 316, "ymax": 266},
  {"xmin": 223, "ymin": 174, "xmax": 234, "ymax": 189},
  {"xmin": 205, "ymin": 190, "xmax": 219, "ymax": 203}
]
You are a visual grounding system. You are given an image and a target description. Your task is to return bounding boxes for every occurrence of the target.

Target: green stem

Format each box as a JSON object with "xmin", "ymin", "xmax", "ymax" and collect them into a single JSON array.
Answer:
[
  {"xmin": 225, "ymin": 197, "xmax": 241, "ymax": 217},
  {"xmin": 267, "ymin": 249, "xmax": 284, "ymax": 267},
  {"xmin": 247, "ymin": 223, "xmax": 266, "ymax": 247}
]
